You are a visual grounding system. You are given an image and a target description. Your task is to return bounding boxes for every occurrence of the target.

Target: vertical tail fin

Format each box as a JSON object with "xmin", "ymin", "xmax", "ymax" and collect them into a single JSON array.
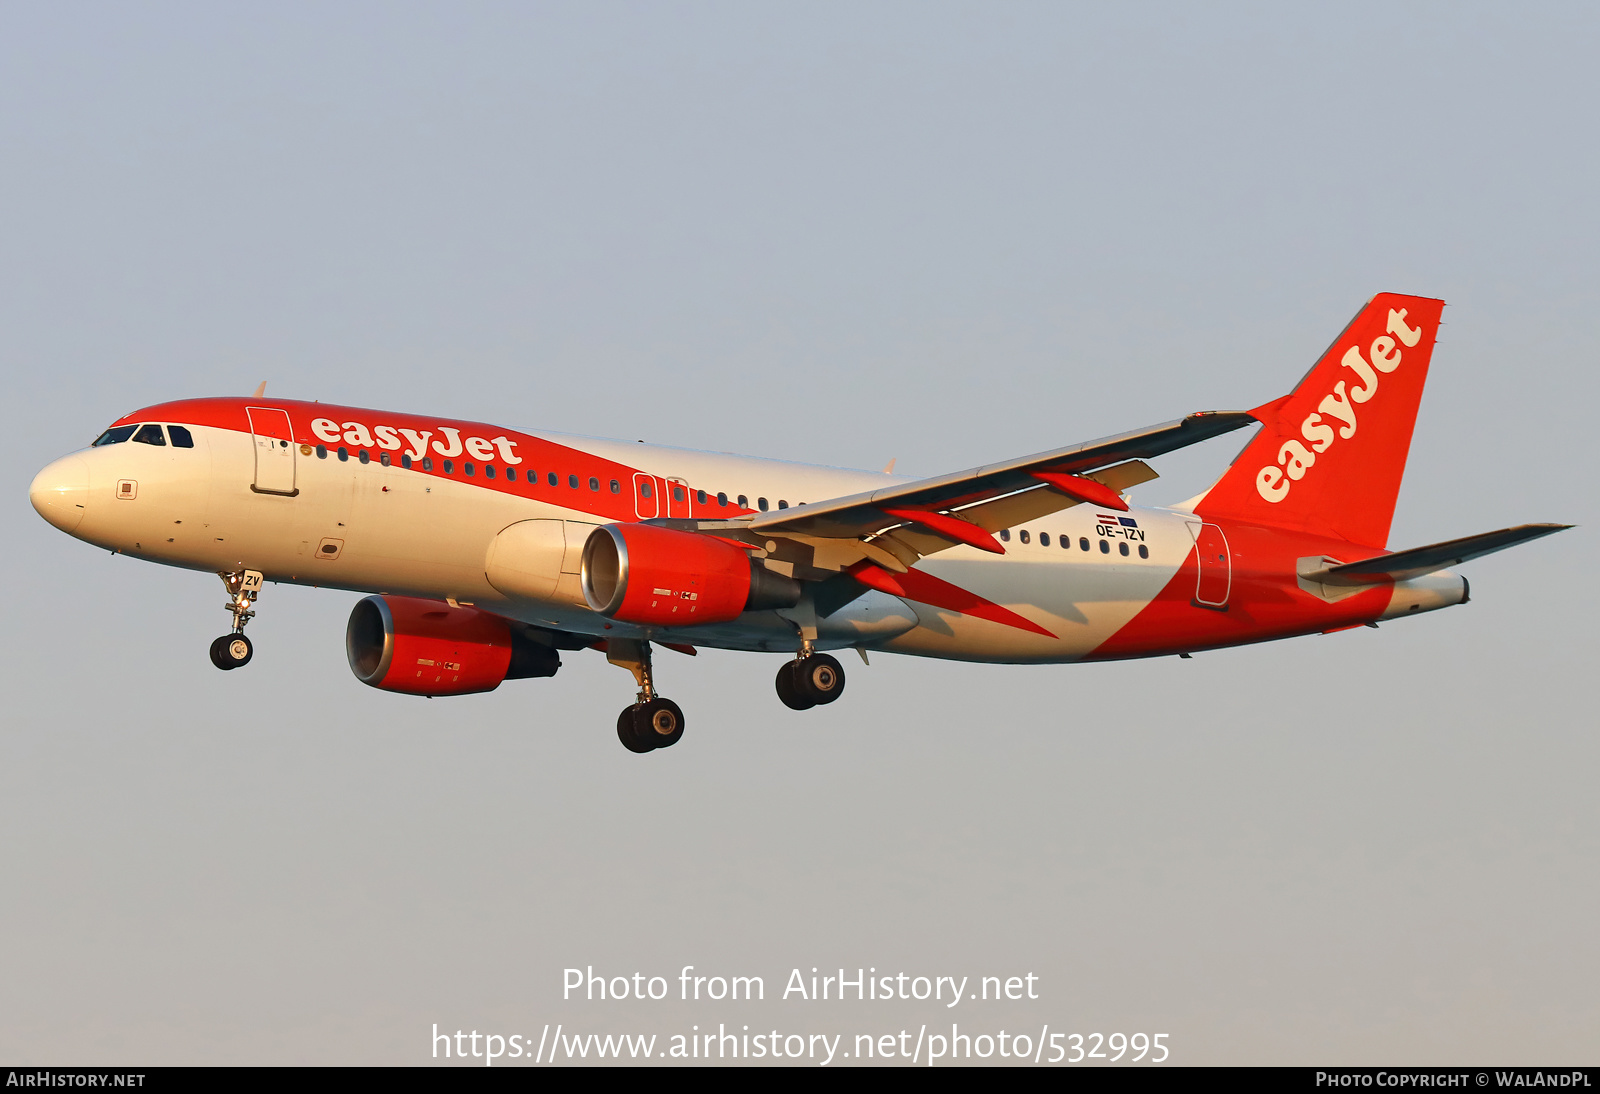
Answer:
[{"xmin": 1195, "ymin": 292, "xmax": 1445, "ymax": 548}]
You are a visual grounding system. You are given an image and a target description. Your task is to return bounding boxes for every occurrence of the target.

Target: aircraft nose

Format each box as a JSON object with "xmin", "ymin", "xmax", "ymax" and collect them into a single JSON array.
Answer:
[{"xmin": 30, "ymin": 454, "xmax": 89, "ymax": 534}]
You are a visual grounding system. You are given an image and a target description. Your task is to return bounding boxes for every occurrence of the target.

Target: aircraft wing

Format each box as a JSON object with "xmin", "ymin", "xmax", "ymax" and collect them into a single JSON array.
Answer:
[
  {"xmin": 683, "ymin": 410, "xmax": 1255, "ymax": 574},
  {"xmin": 1301, "ymin": 524, "xmax": 1572, "ymax": 587}
]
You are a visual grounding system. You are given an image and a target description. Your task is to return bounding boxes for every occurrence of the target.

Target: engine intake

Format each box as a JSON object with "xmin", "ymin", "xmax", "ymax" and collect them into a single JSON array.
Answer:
[
  {"xmin": 346, "ymin": 595, "xmax": 560, "ymax": 696},
  {"xmin": 581, "ymin": 524, "xmax": 800, "ymax": 626}
]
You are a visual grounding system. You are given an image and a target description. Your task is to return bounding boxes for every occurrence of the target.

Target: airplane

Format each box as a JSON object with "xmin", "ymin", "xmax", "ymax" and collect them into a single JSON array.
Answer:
[{"xmin": 28, "ymin": 293, "xmax": 1569, "ymax": 754}]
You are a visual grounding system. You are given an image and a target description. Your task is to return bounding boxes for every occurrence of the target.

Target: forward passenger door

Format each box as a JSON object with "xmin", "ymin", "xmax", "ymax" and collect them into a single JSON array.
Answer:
[{"xmin": 246, "ymin": 407, "xmax": 297, "ymax": 496}]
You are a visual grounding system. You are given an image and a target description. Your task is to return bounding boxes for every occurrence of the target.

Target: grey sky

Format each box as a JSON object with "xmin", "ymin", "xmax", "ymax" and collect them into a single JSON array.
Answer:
[{"xmin": 1, "ymin": 2, "xmax": 1594, "ymax": 1064}]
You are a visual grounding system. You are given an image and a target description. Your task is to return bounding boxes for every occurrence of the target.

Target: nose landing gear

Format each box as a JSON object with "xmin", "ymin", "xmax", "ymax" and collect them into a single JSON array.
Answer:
[
  {"xmin": 209, "ymin": 569, "xmax": 263, "ymax": 671},
  {"xmin": 608, "ymin": 638, "xmax": 686, "ymax": 753},
  {"xmin": 776, "ymin": 651, "xmax": 846, "ymax": 711}
]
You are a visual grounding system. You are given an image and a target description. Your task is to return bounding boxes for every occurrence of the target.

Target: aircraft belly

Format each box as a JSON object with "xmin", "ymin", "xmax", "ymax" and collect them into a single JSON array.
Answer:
[{"xmin": 655, "ymin": 589, "xmax": 920, "ymax": 653}]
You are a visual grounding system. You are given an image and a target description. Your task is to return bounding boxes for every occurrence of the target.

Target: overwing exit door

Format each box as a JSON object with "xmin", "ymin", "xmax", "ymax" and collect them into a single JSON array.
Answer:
[
  {"xmin": 667, "ymin": 477, "xmax": 691, "ymax": 518},
  {"xmin": 633, "ymin": 473, "xmax": 658, "ymax": 519},
  {"xmin": 1187, "ymin": 521, "xmax": 1231, "ymax": 609},
  {"xmin": 246, "ymin": 406, "xmax": 298, "ymax": 496}
]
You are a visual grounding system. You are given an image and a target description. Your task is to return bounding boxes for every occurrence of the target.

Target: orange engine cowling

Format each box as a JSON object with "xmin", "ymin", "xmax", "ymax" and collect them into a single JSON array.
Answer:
[
  {"xmin": 580, "ymin": 523, "xmax": 800, "ymax": 627},
  {"xmin": 345, "ymin": 595, "xmax": 560, "ymax": 696}
]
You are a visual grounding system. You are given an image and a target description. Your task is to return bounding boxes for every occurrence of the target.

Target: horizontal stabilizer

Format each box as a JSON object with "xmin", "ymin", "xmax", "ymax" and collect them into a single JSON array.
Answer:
[{"xmin": 1301, "ymin": 524, "xmax": 1572, "ymax": 587}]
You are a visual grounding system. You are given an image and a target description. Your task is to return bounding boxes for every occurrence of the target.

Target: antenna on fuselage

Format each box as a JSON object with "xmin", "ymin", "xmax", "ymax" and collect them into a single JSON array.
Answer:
[{"xmin": 252, "ymin": 382, "xmax": 266, "ymax": 397}]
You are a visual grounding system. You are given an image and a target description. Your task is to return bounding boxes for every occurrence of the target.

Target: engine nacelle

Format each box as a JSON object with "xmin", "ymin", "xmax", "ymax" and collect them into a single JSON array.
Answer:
[
  {"xmin": 346, "ymin": 595, "xmax": 559, "ymax": 696},
  {"xmin": 580, "ymin": 523, "xmax": 801, "ymax": 627}
]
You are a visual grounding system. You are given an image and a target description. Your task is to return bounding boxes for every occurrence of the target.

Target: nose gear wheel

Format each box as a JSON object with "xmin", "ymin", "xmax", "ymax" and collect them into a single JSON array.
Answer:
[{"xmin": 209, "ymin": 633, "xmax": 253, "ymax": 670}]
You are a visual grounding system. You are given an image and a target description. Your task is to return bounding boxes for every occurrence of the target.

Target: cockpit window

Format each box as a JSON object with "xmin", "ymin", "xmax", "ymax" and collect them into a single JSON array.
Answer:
[
  {"xmin": 132, "ymin": 423, "xmax": 167, "ymax": 446},
  {"xmin": 168, "ymin": 425, "xmax": 194, "ymax": 448},
  {"xmin": 93, "ymin": 425, "xmax": 137, "ymax": 447}
]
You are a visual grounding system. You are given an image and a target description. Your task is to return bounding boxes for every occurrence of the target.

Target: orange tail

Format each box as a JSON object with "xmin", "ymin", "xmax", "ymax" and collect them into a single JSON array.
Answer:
[{"xmin": 1196, "ymin": 292, "xmax": 1445, "ymax": 549}]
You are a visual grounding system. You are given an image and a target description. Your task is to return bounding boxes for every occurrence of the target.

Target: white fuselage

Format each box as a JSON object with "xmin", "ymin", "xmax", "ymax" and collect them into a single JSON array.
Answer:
[{"xmin": 36, "ymin": 420, "xmax": 1201, "ymax": 663}]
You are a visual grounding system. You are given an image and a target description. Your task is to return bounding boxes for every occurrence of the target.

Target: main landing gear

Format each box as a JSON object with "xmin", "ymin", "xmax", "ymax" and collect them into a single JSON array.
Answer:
[
  {"xmin": 607, "ymin": 638, "xmax": 685, "ymax": 754},
  {"xmin": 776, "ymin": 651, "xmax": 846, "ymax": 711},
  {"xmin": 209, "ymin": 569, "xmax": 263, "ymax": 671}
]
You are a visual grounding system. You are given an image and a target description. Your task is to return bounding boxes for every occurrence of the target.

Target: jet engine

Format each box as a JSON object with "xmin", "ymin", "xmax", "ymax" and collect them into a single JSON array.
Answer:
[
  {"xmin": 346, "ymin": 595, "xmax": 560, "ymax": 696},
  {"xmin": 580, "ymin": 523, "xmax": 801, "ymax": 627}
]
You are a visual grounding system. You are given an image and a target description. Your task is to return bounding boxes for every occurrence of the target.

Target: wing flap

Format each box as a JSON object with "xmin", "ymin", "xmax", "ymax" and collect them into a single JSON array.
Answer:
[{"xmin": 975, "ymin": 458, "xmax": 1161, "ymax": 527}]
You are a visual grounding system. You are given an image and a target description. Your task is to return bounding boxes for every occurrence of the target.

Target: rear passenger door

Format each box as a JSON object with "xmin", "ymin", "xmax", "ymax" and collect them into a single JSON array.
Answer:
[{"xmin": 1187, "ymin": 521, "xmax": 1231, "ymax": 609}]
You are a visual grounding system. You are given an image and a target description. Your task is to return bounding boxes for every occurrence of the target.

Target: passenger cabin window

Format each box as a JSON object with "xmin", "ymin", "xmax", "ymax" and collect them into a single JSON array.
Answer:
[
  {"xmin": 1138, "ymin": 544, "xmax": 1149, "ymax": 559},
  {"xmin": 697, "ymin": 490, "xmax": 707, "ymax": 504},
  {"xmin": 547, "ymin": 472, "xmax": 558, "ymax": 486},
  {"xmin": 717, "ymin": 492, "xmax": 728, "ymax": 506},
  {"xmin": 337, "ymin": 447, "xmax": 349, "ymax": 462},
  {"xmin": 778, "ymin": 500, "xmax": 788, "ymax": 509},
  {"xmin": 401, "ymin": 454, "xmax": 412, "ymax": 469},
  {"xmin": 737, "ymin": 495, "xmax": 748, "ymax": 508},
  {"xmin": 422, "ymin": 457, "xmax": 434, "ymax": 471},
  {"xmin": 484, "ymin": 464, "xmax": 495, "ymax": 479},
  {"xmin": 463, "ymin": 462, "xmax": 475, "ymax": 476},
  {"xmin": 316, "ymin": 445, "xmax": 328, "ymax": 459},
  {"xmin": 610, "ymin": 479, "xmax": 620, "ymax": 494},
  {"xmin": 381, "ymin": 452, "xmax": 391, "ymax": 467},
  {"xmin": 93, "ymin": 426, "xmax": 137, "ymax": 447},
  {"xmin": 1099, "ymin": 539, "xmax": 1110, "ymax": 554},
  {"xmin": 589, "ymin": 477, "xmax": 600, "ymax": 491},
  {"xmin": 640, "ymin": 481, "xmax": 652, "ymax": 498},
  {"xmin": 672, "ymin": 485, "xmax": 685, "ymax": 502},
  {"xmin": 1040, "ymin": 532, "xmax": 1050, "ymax": 547},
  {"xmin": 358, "ymin": 450, "xmax": 370, "ymax": 464},
  {"xmin": 505, "ymin": 467, "xmax": 515, "ymax": 481},
  {"xmin": 998, "ymin": 529, "xmax": 1011, "ymax": 542},
  {"xmin": 1119, "ymin": 541, "xmax": 1129, "ymax": 556},
  {"xmin": 1079, "ymin": 537, "xmax": 1090, "ymax": 551},
  {"xmin": 168, "ymin": 425, "xmax": 194, "ymax": 448},
  {"xmin": 443, "ymin": 459, "xmax": 454, "ymax": 474},
  {"xmin": 758, "ymin": 497, "xmax": 769, "ymax": 511},
  {"xmin": 132, "ymin": 424, "xmax": 166, "ymax": 446},
  {"xmin": 568, "ymin": 474, "xmax": 579, "ymax": 489},
  {"xmin": 1019, "ymin": 530, "xmax": 1030, "ymax": 544}
]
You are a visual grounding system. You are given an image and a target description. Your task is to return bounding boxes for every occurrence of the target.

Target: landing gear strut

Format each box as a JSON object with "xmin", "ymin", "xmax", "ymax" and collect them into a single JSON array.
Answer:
[
  {"xmin": 776, "ymin": 650, "xmax": 846, "ymax": 711},
  {"xmin": 608, "ymin": 638, "xmax": 685, "ymax": 753},
  {"xmin": 209, "ymin": 569, "xmax": 263, "ymax": 671}
]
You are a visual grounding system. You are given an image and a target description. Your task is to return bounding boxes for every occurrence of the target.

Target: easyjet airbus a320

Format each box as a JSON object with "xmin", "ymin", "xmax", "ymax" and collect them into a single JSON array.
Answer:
[{"xmin": 29, "ymin": 294, "xmax": 1568, "ymax": 753}]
